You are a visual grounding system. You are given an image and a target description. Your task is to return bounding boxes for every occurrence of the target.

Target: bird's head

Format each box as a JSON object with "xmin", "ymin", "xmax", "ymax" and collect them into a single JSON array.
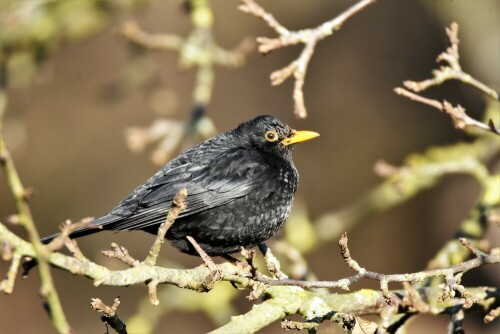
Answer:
[{"xmin": 235, "ymin": 115, "xmax": 319, "ymax": 157}]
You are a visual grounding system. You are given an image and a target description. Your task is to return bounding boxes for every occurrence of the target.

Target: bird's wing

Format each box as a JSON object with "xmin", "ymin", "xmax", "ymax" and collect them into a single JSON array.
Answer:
[{"xmin": 110, "ymin": 148, "xmax": 271, "ymax": 231}]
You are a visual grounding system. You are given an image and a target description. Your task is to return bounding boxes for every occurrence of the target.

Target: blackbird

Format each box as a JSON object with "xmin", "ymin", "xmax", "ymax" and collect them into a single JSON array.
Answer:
[{"xmin": 41, "ymin": 115, "xmax": 319, "ymax": 256}]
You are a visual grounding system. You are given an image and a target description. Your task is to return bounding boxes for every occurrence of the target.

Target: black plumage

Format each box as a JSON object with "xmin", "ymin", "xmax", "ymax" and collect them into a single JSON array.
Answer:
[{"xmin": 42, "ymin": 115, "xmax": 319, "ymax": 256}]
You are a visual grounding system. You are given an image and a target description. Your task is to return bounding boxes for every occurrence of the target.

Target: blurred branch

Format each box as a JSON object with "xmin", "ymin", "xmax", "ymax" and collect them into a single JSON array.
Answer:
[
  {"xmin": 121, "ymin": 0, "xmax": 253, "ymax": 165},
  {"xmin": 424, "ymin": 187, "xmax": 497, "ymax": 274},
  {"xmin": 313, "ymin": 136, "xmax": 498, "ymax": 245},
  {"xmin": 0, "ymin": 0, "xmax": 151, "ymax": 88},
  {"xmin": 239, "ymin": 0, "xmax": 377, "ymax": 118},
  {"xmin": 121, "ymin": 22, "xmax": 183, "ymax": 50},
  {"xmin": 0, "ymin": 83, "xmax": 70, "ymax": 332},
  {"xmin": 485, "ymin": 306, "xmax": 500, "ymax": 323}
]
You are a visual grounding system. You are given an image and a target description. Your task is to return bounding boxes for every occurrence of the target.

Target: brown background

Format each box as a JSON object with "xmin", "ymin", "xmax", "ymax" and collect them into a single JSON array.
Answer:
[{"xmin": 1, "ymin": 0, "xmax": 499, "ymax": 333}]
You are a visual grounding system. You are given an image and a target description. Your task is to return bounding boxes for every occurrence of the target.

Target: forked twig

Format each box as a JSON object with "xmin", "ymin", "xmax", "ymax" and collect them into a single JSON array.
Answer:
[{"xmin": 240, "ymin": 0, "xmax": 377, "ymax": 118}]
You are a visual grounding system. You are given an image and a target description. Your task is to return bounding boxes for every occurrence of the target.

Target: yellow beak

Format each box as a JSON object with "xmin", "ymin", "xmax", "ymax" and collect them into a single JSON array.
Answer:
[{"xmin": 281, "ymin": 130, "xmax": 320, "ymax": 146}]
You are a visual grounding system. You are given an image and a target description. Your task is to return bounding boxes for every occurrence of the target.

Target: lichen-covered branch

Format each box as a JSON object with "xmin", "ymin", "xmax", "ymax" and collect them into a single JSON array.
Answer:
[
  {"xmin": 239, "ymin": 0, "xmax": 377, "ymax": 118},
  {"xmin": 0, "ymin": 0, "xmax": 151, "ymax": 88},
  {"xmin": 0, "ymin": 221, "xmax": 256, "ymax": 292},
  {"xmin": 313, "ymin": 136, "xmax": 498, "ymax": 245},
  {"xmin": 0, "ymin": 84, "xmax": 71, "ymax": 332},
  {"xmin": 2, "ymin": 218, "xmax": 497, "ymax": 333},
  {"xmin": 0, "ymin": 218, "xmax": 500, "ymax": 333},
  {"xmin": 213, "ymin": 285, "xmax": 499, "ymax": 333}
]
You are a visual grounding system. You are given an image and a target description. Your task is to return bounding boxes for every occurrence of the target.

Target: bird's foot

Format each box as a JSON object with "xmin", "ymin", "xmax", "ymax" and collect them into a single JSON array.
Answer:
[
  {"xmin": 186, "ymin": 236, "xmax": 223, "ymax": 291},
  {"xmin": 240, "ymin": 247, "xmax": 259, "ymax": 278}
]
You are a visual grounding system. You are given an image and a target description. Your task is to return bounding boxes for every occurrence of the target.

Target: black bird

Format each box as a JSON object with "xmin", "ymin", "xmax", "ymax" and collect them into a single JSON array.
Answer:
[{"xmin": 42, "ymin": 115, "xmax": 319, "ymax": 256}]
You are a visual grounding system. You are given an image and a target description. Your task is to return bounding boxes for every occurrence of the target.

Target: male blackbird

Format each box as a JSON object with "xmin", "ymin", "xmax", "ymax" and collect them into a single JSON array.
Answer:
[{"xmin": 42, "ymin": 115, "xmax": 319, "ymax": 256}]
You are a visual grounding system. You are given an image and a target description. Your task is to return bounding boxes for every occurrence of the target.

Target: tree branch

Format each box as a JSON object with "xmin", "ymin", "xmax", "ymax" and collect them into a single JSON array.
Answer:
[
  {"xmin": 403, "ymin": 23, "xmax": 499, "ymax": 101},
  {"xmin": 239, "ymin": 0, "xmax": 377, "ymax": 118},
  {"xmin": 394, "ymin": 87, "xmax": 499, "ymax": 135},
  {"xmin": 396, "ymin": 22, "xmax": 499, "ymax": 135},
  {"xmin": 0, "ymin": 82, "xmax": 71, "ymax": 333},
  {"xmin": 259, "ymin": 234, "xmax": 499, "ymax": 294},
  {"xmin": 144, "ymin": 189, "xmax": 187, "ymax": 266},
  {"xmin": 90, "ymin": 297, "xmax": 127, "ymax": 334}
]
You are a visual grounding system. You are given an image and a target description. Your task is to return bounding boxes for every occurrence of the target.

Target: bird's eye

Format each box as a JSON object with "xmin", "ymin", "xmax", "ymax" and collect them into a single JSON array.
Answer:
[{"xmin": 265, "ymin": 130, "xmax": 278, "ymax": 142}]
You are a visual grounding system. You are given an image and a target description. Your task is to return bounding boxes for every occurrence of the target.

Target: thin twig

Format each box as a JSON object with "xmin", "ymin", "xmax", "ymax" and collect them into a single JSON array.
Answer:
[
  {"xmin": 403, "ymin": 23, "xmax": 499, "ymax": 101},
  {"xmin": 102, "ymin": 243, "xmax": 140, "ymax": 267},
  {"xmin": 240, "ymin": 0, "xmax": 377, "ymax": 118},
  {"xmin": 258, "ymin": 235, "xmax": 499, "ymax": 293},
  {"xmin": 281, "ymin": 319, "xmax": 318, "ymax": 331},
  {"xmin": 396, "ymin": 22, "xmax": 499, "ymax": 136},
  {"xmin": 90, "ymin": 297, "xmax": 127, "ymax": 334},
  {"xmin": 0, "ymin": 252, "xmax": 21, "ymax": 294},
  {"xmin": 144, "ymin": 188, "xmax": 187, "ymax": 266},
  {"xmin": 394, "ymin": 87, "xmax": 499, "ymax": 135}
]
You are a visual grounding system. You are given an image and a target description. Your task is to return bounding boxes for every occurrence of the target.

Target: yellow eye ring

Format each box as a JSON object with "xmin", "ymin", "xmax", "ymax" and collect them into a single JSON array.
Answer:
[{"xmin": 265, "ymin": 130, "xmax": 279, "ymax": 142}]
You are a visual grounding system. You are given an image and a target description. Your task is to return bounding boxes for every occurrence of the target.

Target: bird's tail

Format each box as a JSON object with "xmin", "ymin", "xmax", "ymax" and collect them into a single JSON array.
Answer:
[{"xmin": 40, "ymin": 214, "xmax": 122, "ymax": 244}]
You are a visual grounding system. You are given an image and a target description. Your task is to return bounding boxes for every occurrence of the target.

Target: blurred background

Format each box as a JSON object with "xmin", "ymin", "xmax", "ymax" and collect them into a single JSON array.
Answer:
[{"xmin": 0, "ymin": 0, "xmax": 499, "ymax": 333}]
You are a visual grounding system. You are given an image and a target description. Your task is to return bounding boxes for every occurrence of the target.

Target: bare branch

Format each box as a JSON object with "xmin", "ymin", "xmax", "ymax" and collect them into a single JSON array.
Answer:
[
  {"xmin": 339, "ymin": 233, "xmax": 365, "ymax": 274},
  {"xmin": 258, "ymin": 235, "xmax": 499, "ymax": 294},
  {"xmin": 102, "ymin": 243, "xmax": 140, "ymax": 268},
  {"xmin": 403, "ymin": 23, "xmax": 498, "ymax": 101},
  {"xmin": 394, "ymin": 87, "xmax": 499, "ymax": 135},
  {"xmin": 238, "ymin": 0, "xmax": 289, "ymax": 36},
  {"xmin": 240, "ymin": 0, "xmax": 377, "ymax": 118},
  {"xmin": 281, "ymin": 319, "xmax": 318, "ymax": 331},
  {"xmin": 396, "ymin": 22, "xmax": 499, "ymax": 136},
  {"xmin": 1, "ymin": 220, "xmax": 498, "ymax": 332},
  {"xmin": 144, "ymin": 189, "xmax": 187, "ymax": 266}
]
